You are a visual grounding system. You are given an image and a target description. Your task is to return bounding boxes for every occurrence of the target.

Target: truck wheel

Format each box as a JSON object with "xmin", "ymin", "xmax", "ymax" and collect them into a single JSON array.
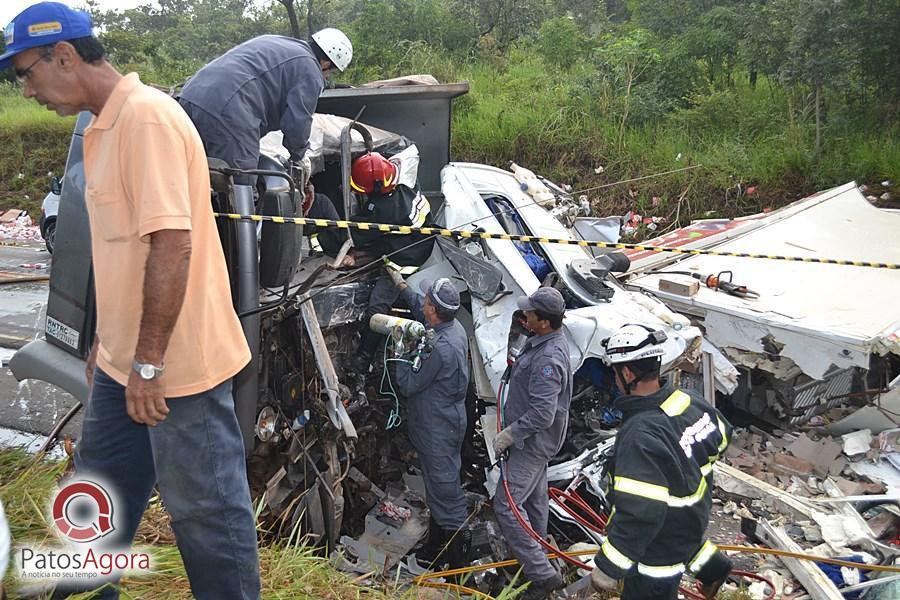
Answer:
[{"xmin": 44, "ymin": 218, "xmax": 56, "ymax": 254}]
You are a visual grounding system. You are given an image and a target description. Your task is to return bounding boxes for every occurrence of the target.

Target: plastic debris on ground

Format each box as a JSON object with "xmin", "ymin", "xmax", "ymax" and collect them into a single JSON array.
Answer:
[{"xmin": 0, "ymin": 209, "xmax": 41, "ymax": 243}]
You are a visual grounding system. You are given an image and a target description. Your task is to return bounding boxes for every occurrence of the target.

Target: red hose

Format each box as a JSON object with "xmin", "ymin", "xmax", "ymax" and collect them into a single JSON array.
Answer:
[
  {"xmin": 496, "ymin": 379, "xmax": 777, "ymax": 600},
  {"xmin": 497, "ymin": 380, "xmax": 593, "ymax": 569},
  {"xmin": 548, "ymin": 486, "xmax": 607, "ymax": 533}
]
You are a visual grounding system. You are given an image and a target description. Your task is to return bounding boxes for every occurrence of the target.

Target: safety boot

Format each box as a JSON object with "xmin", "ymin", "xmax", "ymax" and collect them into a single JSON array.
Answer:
[
  {"xmin": 349, "ymin": 328, "xmax": 380, "ymax": 374},
  {"xmin": 520, "ymin": 572, "xmax": 564, "ymax": 600},
  {"xmin": 416, "ymin": 517, "xmax": 448, "ymax": 568},
  {"xmin": 444, "ymin": 526, "xmax": 472, "ymax": 584},
  {"xmin": 697, "ymin": 551, "xmax": 733, "ymax": 600},
  {"xmin": 446, "ymin": 527, "xmax": 471, "ymax": 570}
]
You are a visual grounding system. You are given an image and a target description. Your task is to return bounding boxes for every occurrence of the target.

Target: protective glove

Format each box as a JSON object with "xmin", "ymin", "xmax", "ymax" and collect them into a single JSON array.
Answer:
[
  {"xmin": 590, "ymin": 568, "xmax": 619, "ymax": 592},
  {"xmin": 493, "ymin": 428, "xmax": 515, "ymax": 456},
  {"xmin": 384, "ymin": 262, "xmax": 405, "ymax": 288}
]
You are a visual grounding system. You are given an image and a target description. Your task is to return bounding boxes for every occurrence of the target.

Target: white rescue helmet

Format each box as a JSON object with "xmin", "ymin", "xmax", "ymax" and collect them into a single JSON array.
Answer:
[
  {"xmin": 312, "ymin": 28, "xmax": 353, "ymax": 72},
  {"xmin": 602, "ymin": 324, "xmax": 667, "ymax": 365}
]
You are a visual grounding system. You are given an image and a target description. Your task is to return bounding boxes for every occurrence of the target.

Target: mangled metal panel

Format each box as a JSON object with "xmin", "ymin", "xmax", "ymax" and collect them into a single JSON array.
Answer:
[
  {"xmin": 626, "ymin": 182, "xmax": 900, "ymax": 381},
  {"xmin": 260, "ymin": 114, "xmax": 410, "ymax": 175},
  {"xmin": 433, "ymin": 162, "xmax": 709, "ymax": 398},
  {"xmin": 298, "ymin": 294, "xmax": 357, "ymax": 438}
]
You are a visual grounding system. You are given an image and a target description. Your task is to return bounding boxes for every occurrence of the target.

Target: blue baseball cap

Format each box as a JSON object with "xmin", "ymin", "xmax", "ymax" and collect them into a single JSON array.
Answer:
[{"xmin": 1, "ymin": 2, "xmax": 94, "ymax": 70}]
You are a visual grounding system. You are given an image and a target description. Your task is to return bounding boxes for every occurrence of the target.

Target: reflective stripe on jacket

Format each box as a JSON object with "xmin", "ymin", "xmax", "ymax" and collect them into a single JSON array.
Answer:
[{"xmin": 594, "ymin": 385, "xmax": 732, "ymax": 580}]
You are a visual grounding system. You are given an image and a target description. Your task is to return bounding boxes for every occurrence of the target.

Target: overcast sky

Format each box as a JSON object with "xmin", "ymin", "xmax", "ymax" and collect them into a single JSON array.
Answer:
[{"xmin": 2, "ymin": 1, "xmax": 160, "ymax": 28}]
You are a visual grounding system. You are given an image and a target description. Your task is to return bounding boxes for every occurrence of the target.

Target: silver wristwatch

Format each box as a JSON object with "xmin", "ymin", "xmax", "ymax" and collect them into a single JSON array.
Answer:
[{"xmin": 133, "ymin": 360, "xmax": 165, "ymax": 380}]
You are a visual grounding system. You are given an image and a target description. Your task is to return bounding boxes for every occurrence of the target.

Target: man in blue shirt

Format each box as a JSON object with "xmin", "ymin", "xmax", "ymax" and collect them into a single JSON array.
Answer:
[{"xmin": 493, "ymin": 287, "xmax": 572, "ymax": 600}]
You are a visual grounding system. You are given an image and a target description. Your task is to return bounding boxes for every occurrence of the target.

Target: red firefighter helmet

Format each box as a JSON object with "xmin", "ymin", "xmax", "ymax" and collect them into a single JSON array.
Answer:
[{"xmin": 350, "ymin": 152, "xmax": 398, "ymax": 195}]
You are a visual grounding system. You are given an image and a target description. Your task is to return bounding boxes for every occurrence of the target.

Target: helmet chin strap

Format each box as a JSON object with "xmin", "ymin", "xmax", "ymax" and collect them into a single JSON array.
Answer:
[
  {"xmin": 614, "ymin": 357, "xmax": 662, "ymax": 395},
  {"xmin": 614, "ymin": 364, "xmax": 633, "ymax": 395}
]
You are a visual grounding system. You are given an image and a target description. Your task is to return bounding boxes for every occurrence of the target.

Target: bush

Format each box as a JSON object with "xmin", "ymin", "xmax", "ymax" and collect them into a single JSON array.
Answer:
[
  {"xmin": 538, "ymin": 17, "xmax": 588, "ymax": 69},
  {"xmin": 0, "ymin": 85, "xmax": 74, "ymax": 216}
]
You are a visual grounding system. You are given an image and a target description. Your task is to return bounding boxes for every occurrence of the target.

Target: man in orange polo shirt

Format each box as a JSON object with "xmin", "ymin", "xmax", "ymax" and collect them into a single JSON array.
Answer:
[{"xmin": 3, "ymin": 3, "xmax": 260, "ymax": 598}]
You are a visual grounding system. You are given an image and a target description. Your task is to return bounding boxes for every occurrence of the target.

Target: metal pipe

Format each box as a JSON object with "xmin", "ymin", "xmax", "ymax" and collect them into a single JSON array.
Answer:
[{"xmin": 231, "ymin": 183, "xmax": 260, "ymax": 455}]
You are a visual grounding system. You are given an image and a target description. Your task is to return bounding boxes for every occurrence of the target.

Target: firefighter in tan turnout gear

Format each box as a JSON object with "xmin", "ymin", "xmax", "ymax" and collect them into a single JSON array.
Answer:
[{"xmin": 591, "ymin": 324, "xmax": 734, "ymax": 600}]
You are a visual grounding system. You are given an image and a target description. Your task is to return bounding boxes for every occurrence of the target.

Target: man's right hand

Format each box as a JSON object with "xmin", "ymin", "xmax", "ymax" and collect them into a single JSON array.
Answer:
[
  {"xmin": 86, "ymin": 339, "xmax": 99, "ymax": 390},
  {"xmin": 385, "ymin": 263, "xmax": 405, "ymax": 288}
]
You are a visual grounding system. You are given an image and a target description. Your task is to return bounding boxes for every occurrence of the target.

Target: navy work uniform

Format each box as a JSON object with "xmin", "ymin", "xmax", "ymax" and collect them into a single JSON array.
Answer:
[
  {"xmin": 354, "ymin": 184, "xmax": 435, "ymax": 322},
  {"xmin": 494, "ymin": 294, "xmax": 573, "ymax": 585},
  {"xmin": 393, "ymin": 281, "xmax": 470, "ymax": 531},
  {"xmin": 594, "ymin": 385, "xmax": 733, "ymax": 599},
  {"xmin": 178, "ymin": 35, "xmax": 324, "ymax": 180},
  {"xmin": 348, "ymin": 149, "xmax": 436, "ymax": 372}
]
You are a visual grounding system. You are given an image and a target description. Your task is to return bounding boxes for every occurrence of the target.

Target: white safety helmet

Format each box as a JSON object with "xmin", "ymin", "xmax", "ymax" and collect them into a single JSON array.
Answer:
[
  {"xmin": 312, "ymin": 28, "xmax": 353, "ymax": 72},
  {"xmin": 602, "ymin": 324, "xmax": 668, "ymax": 365}
]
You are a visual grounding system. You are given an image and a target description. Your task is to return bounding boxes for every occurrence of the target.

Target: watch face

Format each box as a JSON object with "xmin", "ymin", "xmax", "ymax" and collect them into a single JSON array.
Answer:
[{"xmin": 140, "ymin": 364, "xmax": 156, "ymax": 379}]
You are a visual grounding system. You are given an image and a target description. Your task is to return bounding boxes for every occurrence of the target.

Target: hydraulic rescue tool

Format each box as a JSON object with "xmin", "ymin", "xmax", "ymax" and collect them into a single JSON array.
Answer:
[{"xmin": 666, "ymin": 270, "xmax": 760, "ymax": 299}]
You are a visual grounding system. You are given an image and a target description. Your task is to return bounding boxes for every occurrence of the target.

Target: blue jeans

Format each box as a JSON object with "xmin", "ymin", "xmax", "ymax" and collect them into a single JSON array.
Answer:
[{"xmin": 64, "ymin": 368, "xmax": 260, "ymax": 599}]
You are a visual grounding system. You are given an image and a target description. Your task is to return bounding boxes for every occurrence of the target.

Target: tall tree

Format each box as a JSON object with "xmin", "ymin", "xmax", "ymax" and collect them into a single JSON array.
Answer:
[
  {"xmin": 777, "ymin": 0, "xmax": 851, "ymax": 159},
  {"xmin": 594, "ymin": 28, "xmax": 661, "ymax": 148},
  {"xmin": 452, "ymin": 0, "xmax": 551, "ymax": 50},
  {"xmin": 277, "ymin": 0, "xmax": 302, "ymax": 38}
]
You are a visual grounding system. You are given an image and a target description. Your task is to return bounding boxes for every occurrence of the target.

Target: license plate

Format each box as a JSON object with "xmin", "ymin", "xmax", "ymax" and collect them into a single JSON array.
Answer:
[{"xmin": 46, "ymin": 316, "xmax": 80, "ymax": 350}]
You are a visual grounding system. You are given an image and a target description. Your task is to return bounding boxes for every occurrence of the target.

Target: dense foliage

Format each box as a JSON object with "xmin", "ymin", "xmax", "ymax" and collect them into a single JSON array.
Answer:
[{"xmin": 2, "ymin": 0, "xmax": 898, "ymax": 221}]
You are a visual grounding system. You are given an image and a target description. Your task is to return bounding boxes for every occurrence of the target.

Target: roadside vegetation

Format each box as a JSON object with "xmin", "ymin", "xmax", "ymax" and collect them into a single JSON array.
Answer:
[
  {"xmin": 1, "ymin": 0, "xmax": 898, "ymax": 226},
  {"xmin": 0, "ymin": 86, "xmax": 74, "ymax": 216},
  {"xmin": 0, "ymin": 449, "xmax": 420, "ymax": 599}
]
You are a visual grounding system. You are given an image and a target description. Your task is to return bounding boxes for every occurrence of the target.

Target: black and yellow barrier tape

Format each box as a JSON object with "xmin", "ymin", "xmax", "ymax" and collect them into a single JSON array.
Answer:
[{"xmin": 213, "ymin": 212, "xmax": 900, "ymax": 270}]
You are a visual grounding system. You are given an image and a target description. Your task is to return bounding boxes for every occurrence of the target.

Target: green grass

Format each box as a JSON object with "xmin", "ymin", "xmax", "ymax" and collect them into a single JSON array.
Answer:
[
  {"xmin": 426, "ymin": 51, "xmax": 900, "ymax": 223},
  {"xmin": 0, "ymin": 450, "xmax": 404, "ymax": 599},
  {"xmin": 0, "ymin": 83, "xmax": 74, "ymax": 218},
  {"xmin": 2, "ymin": 50, "xmax": 899, "ymax": 228}
]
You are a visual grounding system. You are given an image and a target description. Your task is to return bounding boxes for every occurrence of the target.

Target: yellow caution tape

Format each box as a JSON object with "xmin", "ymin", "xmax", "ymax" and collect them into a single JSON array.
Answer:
[{"xmin": 212, "ymin": 212, "xmax": 900, "ymax": 270}]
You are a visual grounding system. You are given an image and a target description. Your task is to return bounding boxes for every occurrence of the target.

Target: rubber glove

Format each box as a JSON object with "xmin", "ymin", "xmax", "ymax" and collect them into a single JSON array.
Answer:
[
  {"xmin": 591, "ymin": 568, "xmax": 619, "ymax": 592},
  {"xmin": 493, "ymin": 428, "xmax": 515, "ymax": 455}
]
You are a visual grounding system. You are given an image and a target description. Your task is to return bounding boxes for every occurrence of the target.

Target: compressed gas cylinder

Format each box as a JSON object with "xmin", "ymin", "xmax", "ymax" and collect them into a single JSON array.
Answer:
[{"xmin": 369, "ymin": 313, "xmax": 426, "ymax": 345}]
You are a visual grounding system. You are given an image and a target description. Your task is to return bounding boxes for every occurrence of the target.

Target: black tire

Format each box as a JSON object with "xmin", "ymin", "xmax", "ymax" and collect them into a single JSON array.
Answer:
[{"xmin": 44, "ymin": 218, "xmax": 56, "ymax": 254}]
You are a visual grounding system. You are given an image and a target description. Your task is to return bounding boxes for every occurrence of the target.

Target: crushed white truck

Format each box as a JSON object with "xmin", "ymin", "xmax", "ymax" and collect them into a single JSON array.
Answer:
[{"xmin": 12, "ymin": 80, "xmax": 734, "ymax": 586}]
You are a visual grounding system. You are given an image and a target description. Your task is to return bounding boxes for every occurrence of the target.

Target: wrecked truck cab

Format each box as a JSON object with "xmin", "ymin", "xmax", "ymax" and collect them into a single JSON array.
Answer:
[
  {"xmin": 437, "ymin": 161, "xmax": 706, "ymax": 398},
  {"xmin": 10, "ymin": 79, "xmax": 725, "ymax": 578}
]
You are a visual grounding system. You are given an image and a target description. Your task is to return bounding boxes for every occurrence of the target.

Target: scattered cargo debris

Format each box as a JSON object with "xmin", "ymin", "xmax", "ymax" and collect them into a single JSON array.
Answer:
[
  {"xmin": 0, "ymin": 209, "xmax": 42, "ymax": 243},
  {"xmin": 623, "ymin": 181, "xmax": 900, "ymax": 428}
]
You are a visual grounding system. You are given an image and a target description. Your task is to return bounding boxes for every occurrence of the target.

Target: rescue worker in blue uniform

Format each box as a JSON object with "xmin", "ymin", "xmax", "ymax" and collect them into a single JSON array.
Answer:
[
  {"xmin": 346, "ymin": 149, "xmax": 436, "ymax": 373},
  {"xmin": 178, "ymin": 29, "xmax": 352, "ymax": 182},
  {"xmin": 591, "ymin": 324, "xmax": 734, "ymax": 600},
  {"xmin": 389, "ymin": 275, "xmax": 471, "ymax": 569},
  {"xmin": 493, "ymin": 287, "xmax": 572, "ymax": 600}
]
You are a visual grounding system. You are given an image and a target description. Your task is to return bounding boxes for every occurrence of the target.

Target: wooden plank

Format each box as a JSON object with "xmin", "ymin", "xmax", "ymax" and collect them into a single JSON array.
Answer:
[
  {"xmin": 0, "ymin": 271, "xmax": 49, "ymax": 285},
  {"xmin": 714, "ymin": 462, "xmax": 820, "ymax": 521}
]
